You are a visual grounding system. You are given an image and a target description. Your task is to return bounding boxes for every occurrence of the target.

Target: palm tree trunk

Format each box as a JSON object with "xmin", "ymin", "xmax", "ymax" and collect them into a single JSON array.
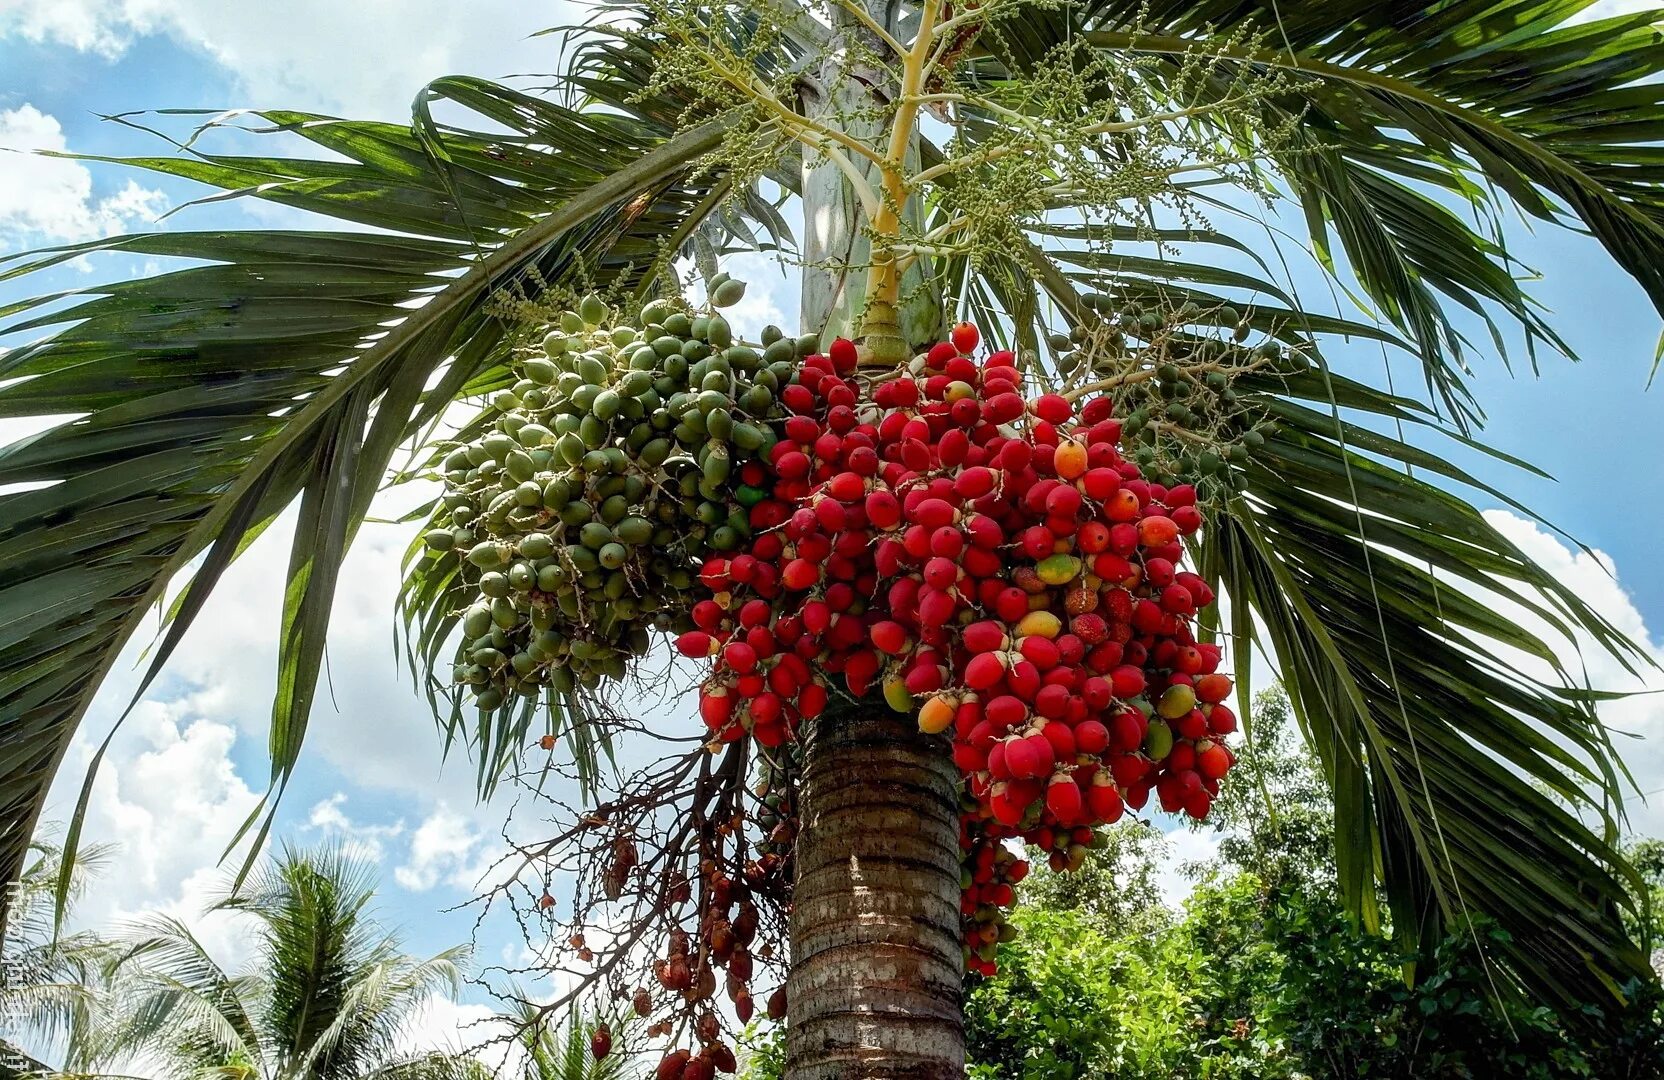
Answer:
[{"xmin": 785, "ymin": 700, "xmax": 965, "ymax": 1079}]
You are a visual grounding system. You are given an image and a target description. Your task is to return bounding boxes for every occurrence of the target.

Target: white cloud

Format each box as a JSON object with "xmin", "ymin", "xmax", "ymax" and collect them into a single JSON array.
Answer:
[
  {"xmin": 304, "ymin": 792, "xmax": 406, "ymax": 865},
  {"xmin": 0, "ymin": 0, "xmax": 582, "ymax": 120},
  {"xmin": 0, "ymin": 104, "xmax": 166, "ymax": 244},
  {"xmin": 58, "ymin": 697, "xmax": 265, "ymax": 964},
  {"xmin": 1476, "ymin": 511, "xmax": 1664, "ymax": 839},
  {"xmin": 395, "ymin": 805, "xmax": 488, "ymax": 892}
]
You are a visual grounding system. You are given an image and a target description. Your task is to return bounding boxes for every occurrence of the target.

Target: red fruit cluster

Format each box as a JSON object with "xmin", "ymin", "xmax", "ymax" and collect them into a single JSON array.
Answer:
[{"xmin": 676, "ymin": 323, "xmax": 1236, "ymax": 976}]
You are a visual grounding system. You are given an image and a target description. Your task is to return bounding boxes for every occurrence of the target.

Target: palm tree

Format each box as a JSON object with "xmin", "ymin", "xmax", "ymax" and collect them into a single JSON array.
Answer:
[
  {"xmin": 100, "ymin": 847, "xmax": 482, "ymax": 1080},
  {"xmin": 4, "ymin": 1, "xmax": 1664, "ymax": 1074},
  {"xmin": 0, "ymin": 839, "xmax": 118, "ymax": 1078},
  {"xmin": 503, "ymin": 998, "xmax": 630, "ymax": 1080}
]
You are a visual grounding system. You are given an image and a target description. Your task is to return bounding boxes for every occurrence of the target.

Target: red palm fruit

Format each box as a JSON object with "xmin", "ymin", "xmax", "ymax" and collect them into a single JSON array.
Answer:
[
  {"xmin": 1077, "ymin": 521, "xmax": 1111, "ymax": 554},
  {"xmin": 1081, "ymin": 676, "xmax": 1112, "ymax": 710},
  {"xmin": 1110, "ymin": 753, "xmax": 1147, "ymax": 788},
  {"xmin": 751, "ymin": 692, "xmax": 784, "ymax": 727},
  {"xmin": 942, "ymin": 355, "xmax": 977, "ymax": 382},
  {"xmin": 590, "ymin": 1025, "xmax": 612, "ymax": 1060},
  {"xmin": 1109, "ymin": 709, "xmax": 1145, "ymax": 751},
  {"xmin": 1169, "ymin": 645, "xmax": 1200, "ymax": 675},
  {"xmin": 1143, "ymin": 557, "xmax": 1175, "ymax": 587},
  {"xmin": 1032, "ymin": 393, "xmax": 1072, "ymax": 424},
  {"xmin": 1088, "ymin": 775, "xmax": 1124, "ymax": 822},
  {"xmin": 1074, "ymin": 719, "xmax": 1110, "ymax": 755},
  {"xmin": 1045, "ymin": 484, "xmax": 1083, "ymax": 519},
  {"xmin": 782, "ymin": 559, "xmax": 819, "ymax": 591},
  {"xmin": 1137, "ymin": 514, "xmax": 1180, "ymax": 547},
  {"xmin": 924, "ymin": 556, "xmax": 959, "ymax": 590},
  {"xmin": 1172, "ymin": 505, "xmax": 1203, "ymax": 534},
  {"xmin": 798, "ymin": 682, "xmax": 829, "ymax": 718},
  {"xmin": 781, "ymin": 382, "xmax": 816, "ymax": 414},
  {"xmin": 1071, "ymin": 613, "xmax": 1108, "ymax": 646},
  {"xmin": 848, "ymin": 445, "xmax": 880, "ymax": 476},
  {"xmin": 986, "ymin": 392, "xmax": 1026, "ymax": 424},
  {"xmin": 987, "ymin": 739, "xmax": 1010, "ymax": 779},
  {"xmin": 1019, "ymin": 526, "xmax": 1052, "ymax": 560},
  {"xmin": 965, "ymin": 651, "xmax": 1008, "ymax": 690},
  {"xmin": 986, "ymin": 695, "xmax": 1028, "ymax": 729},
  {"xmin": 1206, "ymin": 703, "xmax": 1237, "ymax": 734},
  {"xmin": 700, "ymin": 690, "xmax": 734, "ymax": 730},
  {"xmin": 951, "ymin": 398, "xmax": 982, "ymax": 428},
  {"xmin": 658, "ymin": 1050, "xmax": 692, "ymax": 1080},
  {"xmin": 954, "ymin": 466, "xmax": 997, "ymax": 500},
  {"xmin": 956, "ymin": 699, "xmax": 985, "ymax": 737},
  {"xmin": 1184, "ymin": 788, "xmax": 1212, "ymax": 820},
  {"xmin": 736, "ymin": 673, "xmax": 765, "ymax": 698},
  {"xmin": 1019, "ymin": 636, "xmax": 1060, "ymax": 671},
  {"xmin": 963, "ymin": 621, "xmax": 1009, "ymax": 654},
  {"xmin": 843, "ymin": 650, "xmax": 880, "ymax": 696},
  {"xmin": 870, "ymin": 621, "xmax": 909, "ymax": 655},
  {"xmin": 801, "ymin": 599, "xmax": 832, "ymax": 634},
  {"xmin": 1175, "ymin": 709, "xmax": 1209, "ymax": 740},
  {"xmin": 1046, "ymin": 774, "xmax": 1085, "ymax": 823},
  {"xmin": 828, "ymin": 336, "xmax": 858, "ymax": 372},
  {"xmin": 997, "ymin": 440, "xmax": 1033, "ymax": 473},
  {"xmin": 1196, "ymin": 673, "xmax": 1232, "ymax": 703},
  {"xmin": 1132, "ymin": 599, "xmax": 1165, "ymax": 635},
  {"xmin": 1041, "ymin": 719, "xmax": 1076, "ymax": 759},
  {"xmin": 954, "ymin": 742, "xmax": 989, "ymax": 773},
  {"xmin": 912, "ymin": 497, "xmax": 957, "ymax": 529},
  {"xmin": 1055, "ymin": 634, "xmax": 1085, "ymax": 667},
  {"xmin": 1168, "ymin": 743, "xmax": 1196, "ymax": 772},
  {"xmin": 826, "ymin": 471, "xmax": 864, "ymax": 501},
  {"xmin": 939, "ymin": 427, "xmax": 971, "ymax": 467},
  {"xmin": 925, "ymin": 340, "xmax": 958, "ymax": 369},
  {"xmin": 950, "ymin": 322, "xmax": 980, "ymax": 353},
  {"xmin": 1030, "ymin": 442, "xmax": 1056, "ymax": 474},
  {"xmin": 1109, "ymin": 665, "xmax": 1146, "ymax": 698},
  {"xmin": 825, "ymin": 381, "xmax": 857, "ymax": 409},
  {"xmin": 1198, "ymin": 742, "xmax": 1231, "ymax": 780},
  {"xmin": 1035, "ymin": 683, "xmax": 1070, "ymax": 719},
  {"xmin": 813, "ymin": 430, "xmax": 842, "ymax": 461},
  {"xmin": 676, "ymin": 631, "xmax": 718, "ymax": 658},
  {"xmin": 995, "ymin": 587, "xmax": 1030, "ymax": 623},
  {"xmin": 785, "ymin": 415, "xmax": 821, "ymax": 444},
  {"xmin": 682, "ymin": 1057, "xmax": 716, "ymax": 1080},
  {"xmin": 1004, "ymin": 735, "xmax": 1045, "ymax": 779},
  {"xmin": 918, "ymin": 587, "xmax": 958, "ymax": 627},
  {"xmin": 1160, "ymin": 584, "xmax": 1195, "ymax": 615},
  {"xmin": 1086, "ymin": 642, "xmax": 1124, "ymax": 674},
  {"xmin": 990, "ymin": 783, "xmax": 1025, "ymax": 825},
  {"xmin": 905, "ymin": 658, "xmax": 945, "ymax": 695},
  {"xmin": 813, "ymin": 499, "xmax": 847, "ymax": 535},
  {"xmin": 965, "ymin": 513, "xmax": 1003, "ymax": 549},
  {"xmin": 1006, "ymin": 659, "xmax": 1042, "ymax": 700},
  {"xmin": 963, "ymin": 546, "xmax": 1002, "ymax": 579},
  {"xmin": 1103, "ymin": 489, "xmax": 1142, "ymax": 523}
]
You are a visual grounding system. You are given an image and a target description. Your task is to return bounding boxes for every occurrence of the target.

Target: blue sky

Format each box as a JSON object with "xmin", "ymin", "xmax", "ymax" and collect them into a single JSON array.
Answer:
[{"xmin": 5, "ymin": 0, "xmax": 1664, "ymax": 1062}]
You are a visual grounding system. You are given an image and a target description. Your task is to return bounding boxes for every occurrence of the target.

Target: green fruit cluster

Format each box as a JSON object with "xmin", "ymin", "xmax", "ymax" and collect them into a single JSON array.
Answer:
[
  {"xmin": 751, "ymin": 743, "xmax": 801, "ymax": 858},
  {"xmin": 1052, "ymin": 297, "xmax": 1283, "ymax": 492},
  {"xmin": 424, "ymin": 288, "xmax": 811, "ymax": 712}
]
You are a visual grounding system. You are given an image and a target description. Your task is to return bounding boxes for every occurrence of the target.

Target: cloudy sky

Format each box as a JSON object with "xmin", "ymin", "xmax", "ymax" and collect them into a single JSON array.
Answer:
[{"xmin": 4, "ymin": 0, "xmax": 1664, "ymax": 1062}]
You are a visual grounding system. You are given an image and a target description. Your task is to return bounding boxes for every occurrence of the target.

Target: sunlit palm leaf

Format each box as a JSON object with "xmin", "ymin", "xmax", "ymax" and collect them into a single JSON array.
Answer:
[{"xmin": 0, "ymin": 65, "xmax": 736, "ymax": 926}]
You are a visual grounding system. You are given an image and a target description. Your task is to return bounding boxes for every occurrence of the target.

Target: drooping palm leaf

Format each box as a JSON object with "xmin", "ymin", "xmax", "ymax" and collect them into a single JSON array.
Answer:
[{"xmin": 0, "ymin": 59, "xmax": 743, "ymax": 926}]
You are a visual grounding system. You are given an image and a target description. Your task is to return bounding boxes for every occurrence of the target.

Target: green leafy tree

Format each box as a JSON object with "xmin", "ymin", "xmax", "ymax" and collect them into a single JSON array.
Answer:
[
  {"xmin": 0, "ymin": 839, "xmax": 118, "ymax": 1078},
  {"xmin": 501, "ymin": 996, "xmax": 631, "ymax": 1080},
  {"xmin": 100, "ymin": 846, "xmax": 484, "ymax": 1080},
  {"xmin": 5, "ymin": 2, "xmax": 1664, "ymax": 1072}
]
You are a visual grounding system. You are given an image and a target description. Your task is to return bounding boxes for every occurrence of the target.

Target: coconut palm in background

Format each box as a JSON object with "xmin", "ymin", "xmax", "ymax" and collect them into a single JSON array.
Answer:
[
  {"xmin": 4, "ymin": 1, "xmax": 1664, "ymax": 1076},
  {"xmin": 0, "ymin": 840, "xmax": 118, "ymax": 1078},
  {"xmin": 96, "ymin": 847, "xmax": 480, "ymax": 1080}
]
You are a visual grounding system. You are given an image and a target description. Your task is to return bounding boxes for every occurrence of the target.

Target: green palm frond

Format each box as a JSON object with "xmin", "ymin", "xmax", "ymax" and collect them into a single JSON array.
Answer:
[
  {"xmin": 0, "ymin": 56, "xmax": 743, "ymax": 921},
  {"xmin": 979, "ymin": 0, "xmax": 1664, "ymax": 422}
]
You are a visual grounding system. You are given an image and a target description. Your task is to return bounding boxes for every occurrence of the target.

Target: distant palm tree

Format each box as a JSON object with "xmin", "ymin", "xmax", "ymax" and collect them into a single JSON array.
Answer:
[
  {"xmin": 502, "ymin": 997, "xmax": 630, "ymax": 1080},
  {"xmin": 103, "ymin": 846, "xmax": 484, "ymax": 1080},
  {"xmin": 0, "ymin": 838, "xmax": 118, "ymax": 1078}
]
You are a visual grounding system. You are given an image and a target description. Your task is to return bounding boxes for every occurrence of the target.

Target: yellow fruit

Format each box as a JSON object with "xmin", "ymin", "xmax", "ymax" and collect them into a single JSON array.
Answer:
[
  {"xmin": 918, "ymin": 694, "xmax": 956, "ymax": 734},
  {"xmin": 1158, "ymin": 684, "xmax": 1197, "ymax": 720},
  {"xmin": 1036, "ymin": 553, "xmax": 1082, "ymax": 586},
  {"xmin": 1016, "ymin": 611, "xmax": 1063, "ymax": 639}
]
